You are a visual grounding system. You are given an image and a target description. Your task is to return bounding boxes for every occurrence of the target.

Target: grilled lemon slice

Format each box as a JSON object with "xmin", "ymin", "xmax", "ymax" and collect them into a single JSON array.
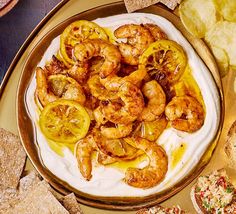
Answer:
[
  {"xmin": 139, "ymin": 40, "xmax": 187, "ymax": 84},
  {"xmin": 60, "ymin": 20, "xmax": 108, "ymax": 65},
  {"xmin": 39, "ymin": 99, "xmax": 90, "ymax": 143}
]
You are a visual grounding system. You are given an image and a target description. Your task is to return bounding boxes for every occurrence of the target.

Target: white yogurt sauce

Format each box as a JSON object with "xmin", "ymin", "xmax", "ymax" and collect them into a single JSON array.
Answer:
[{"xmin": 25, "ymin": 13, "xmax": 220, "ymax": 197}]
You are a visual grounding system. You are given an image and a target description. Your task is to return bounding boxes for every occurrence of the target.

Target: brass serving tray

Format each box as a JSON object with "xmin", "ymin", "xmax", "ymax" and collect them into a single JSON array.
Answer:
[
  {"xmin": 2, "ymin": 0, "xmax": 234, "ymax": 213},
  {"xmin": 16, "ymin": 1, "xmax": 223, "ymax": 210}
]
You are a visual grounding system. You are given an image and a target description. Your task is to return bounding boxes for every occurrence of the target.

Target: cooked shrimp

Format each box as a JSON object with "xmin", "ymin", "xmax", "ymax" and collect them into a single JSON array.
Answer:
[
  {"xmin": 100, "ymin": 68, "xmax": 147, "ymax": 91},
  {"xmin": 45, "ymin": 56, "xmax": 88, "ymax": 84},
  {"xmin": 67, "ymin": 62, "xmax": 89, "ymax": 84},
  {"xmin": 35, "ymin": 67, "xmax": 57, "ymax": 106},
  {"xmin": 47, "ymin": 74, "xmax": 86, "ymax": 105},
  {"xmin": 93, "ymin": 106, "xmax": 107, "ymax": 126},
  {"xmin": 89, "ymin": 56, "xmax": 105, "ymax": 76},
  {"xmin": 97, "ymin": 152, "xmax": 117, "ymax": 165},
  {"xmin": 75, "ymin": 135, "xmax": 97, "ymax": 181},
  {"xmin": 139, "ymin": 80, "xmax": 166, "ymax": 121},
  {"xmin": 140, "ymin": 116, "xmax": 168, "ymax": 141},
  {"xmin": 93, "ymin": 131, "xmax": 141, "ymax": 160},
  {"xmin": 120, "ymin": 64, "xmax": 138, "ymax": 76},
  {"xmin": 87, "ymin": 75, "xmax": 118, "ymax": 100},
  {"xmin": 143, "ymin": 23, "xmax": 168, "ymax": 41},
  {"xmin": 124, "ymin": 137, "xmax": 168, "ymax": 189},
  {"xmin": 114, "ymin": 24, "xmax": 154, "ymax": 65},
  {"xmin": 63, "ymin": 84, "xmax": 86, "ymax": 104},
  {"xmin": 93, "ymin": 132, "xmax": 127, "ymax": 159},
  {"xmin": 82, "ymin": 85, "xmax": 99, "ymax": 110},
  {"xmin": 101, "ymin": 82, "xmax": 144, "ymax": 124},
  {"xmin": 165, "ymin": 96, "xmax": 205, "ymax": 132},
  {"xmin": 36, "ymin": 68, "xmax": 86, "ymax": 106},
  {"xmin": 74, "ymin": 39, "xmax": 121, "ymax": 78},
  {"xmin": 45, "ymin": 55, "xmax": 67, "ymax": 75},
  {"xmin": 101, "ymin": 123, "xmax": 133, "ymax": 139}
]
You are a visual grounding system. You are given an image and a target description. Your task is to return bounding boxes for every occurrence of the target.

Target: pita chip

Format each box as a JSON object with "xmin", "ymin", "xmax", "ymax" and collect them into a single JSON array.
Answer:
[
  {"xmin": 6, "ymin": 180, "xmax": 69, "ymax": 214},
  {"xmin": 124, "ymin": 0, "xmax": 182, "ymax": 12},
  {"xmin": 18, "ymin": 170, "xmax": 41, "ymax": 193},
  {"xmin": 160, "ymin": 0, "xmax": 182, "ymax": 10},
  {"xmin": 0, "ymin": 128, "xmax": 26, "ymax": 190},
  {"xmin": 124, "ymin": 0, "xmax": 160, "ymax": 13},
  {"xmin": 62, "ymin": 193, "xmax": 84, "ymax": 214},
  {"xmin": 0, "ymin": 171, "xmax": 41, "ymax": 213}
]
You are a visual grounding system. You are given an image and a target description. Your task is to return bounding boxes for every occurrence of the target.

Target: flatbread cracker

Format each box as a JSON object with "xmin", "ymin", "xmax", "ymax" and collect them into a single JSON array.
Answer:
[
  {"xmin": 0, "ymin": 188, "xmax": 18, "ymax": 212},
  {"xmin": 0, "ymin": 171, "xmax": 41, "ymax": 213},
  {"xmin": 160, "ymin": 0, "xmax": 181, "ymax": 10},
  {"xmin": 225, "ymin": 120, "xmax": 236, "ymax": 168},
  {"xmin": 0, "ymin": 128, "xmax": 26, "ymax": 190},
  {"xmin": 124, "ymin": 0, "xmax": 181, "ymax": 12},
  {"xmin": 124, "ymin": 0, "xmax": 160, "ymax": 13},
  {"xmin": 6, "ymin": 180, "xmax": 69, "ymax": 214},
  {"xmin": 18, "ymin": 171, "xmax": 41, "ymax": 193},
  {"xmin": 62, "ymin": 193, "xmax": 83, "ymax": 214}
]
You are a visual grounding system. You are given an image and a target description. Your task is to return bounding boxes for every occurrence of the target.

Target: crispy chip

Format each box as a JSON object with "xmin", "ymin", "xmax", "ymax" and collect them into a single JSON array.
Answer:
[
  {"xmin": 205, "ymin": 21, "xmax": 236, "ymax": 67},
  {"xmin": 6, "ymin": 181, "xmax": 69, "ymax": 214},
  {"xmin": 62, "ymin": 193, "xmax": 83, "ymax": 214},
  {"xmin": 179, "ymin": 0, "xmax": 222, "ymax": 38},
  {"xmin": 124, "ymin": 0, "xmax": 160, "ymax": 13},
  {"xmin": 210, "ymin": 46, "xmax": 229, "ymax": 77},
  {"xmin": 213, "ymin": 0, "xmax": 236, "ymax": 22},
  {"xmin": 0, "ymin": 128, "xmax": 26, "ymax": 191},
  {"xmin": 179, "ymin": 0, "xmax": 236, "ymax": 78}
]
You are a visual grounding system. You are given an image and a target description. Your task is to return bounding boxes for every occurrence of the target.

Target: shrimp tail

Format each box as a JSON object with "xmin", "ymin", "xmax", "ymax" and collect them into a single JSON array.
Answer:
[{"xmin": 124, "ymin": 137, "xmax": 168, "ymax": 188}]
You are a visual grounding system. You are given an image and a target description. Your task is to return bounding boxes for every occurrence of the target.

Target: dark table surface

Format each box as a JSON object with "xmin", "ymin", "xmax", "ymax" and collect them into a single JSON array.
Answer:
[{"xmin": 0, "ymin": 0, "xmax": 61, "ymax": 82}]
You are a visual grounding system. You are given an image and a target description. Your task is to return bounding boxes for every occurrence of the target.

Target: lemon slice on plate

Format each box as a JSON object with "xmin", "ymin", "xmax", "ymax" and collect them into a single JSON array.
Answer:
[
  {"xmin": 139, "ymin": 40, "xmax": 187, "ymax": 84},
  {"xmin": 39, "ymin": 99, "xmax": 90, "ymax": 144},
  {"xmin": 60, "ymin": 20, "xmax": 108, "ymax": 65}
]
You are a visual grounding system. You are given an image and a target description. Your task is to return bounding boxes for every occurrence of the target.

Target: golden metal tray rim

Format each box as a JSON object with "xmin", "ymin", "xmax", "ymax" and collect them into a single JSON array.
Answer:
[{"xmin": 1, "ymin": 0, "xmax": 224, "ymax": 211}]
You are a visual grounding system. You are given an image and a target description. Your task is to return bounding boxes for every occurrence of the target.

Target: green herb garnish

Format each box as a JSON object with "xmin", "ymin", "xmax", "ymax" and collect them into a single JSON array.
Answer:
[
  {"xmin": 226, "ymin": 186, "xmax": 233, "ymax": 193},
  {"xmin": 203, "ymin": 201, "xmax": 210, "ymax": 210},
  {"xmin": 195, "ymin": 186, "xmax": 201, "ymax": 192}
]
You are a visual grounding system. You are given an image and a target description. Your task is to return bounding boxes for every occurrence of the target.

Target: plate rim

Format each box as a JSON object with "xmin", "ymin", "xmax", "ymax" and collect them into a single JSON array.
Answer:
[{"xmin": 16, "ymin": 1, "xmax": 224, "ymax": 210}]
